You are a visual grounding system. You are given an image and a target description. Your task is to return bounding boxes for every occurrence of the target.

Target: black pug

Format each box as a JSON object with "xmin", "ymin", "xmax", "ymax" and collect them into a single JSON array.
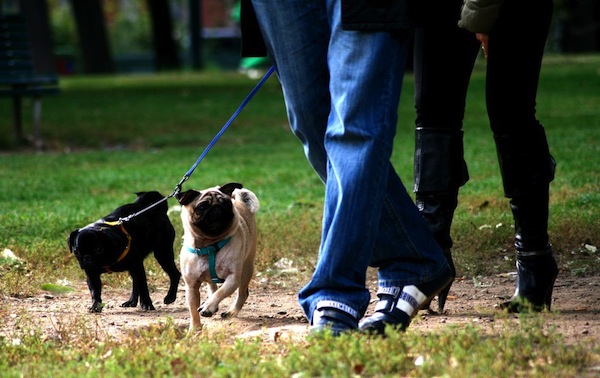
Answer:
[{"xmin": 68, "ymin": 191, "xmax": 181, "ymax": 313}]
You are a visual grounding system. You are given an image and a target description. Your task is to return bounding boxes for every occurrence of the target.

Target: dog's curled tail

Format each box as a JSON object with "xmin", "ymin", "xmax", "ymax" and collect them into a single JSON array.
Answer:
[{"xmin": 233, "ymin": 189, "xmax": 260, "ymax": 214}]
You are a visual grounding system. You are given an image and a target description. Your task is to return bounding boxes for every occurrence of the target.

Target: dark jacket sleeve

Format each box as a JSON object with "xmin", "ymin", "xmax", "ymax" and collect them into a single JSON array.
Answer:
[
  {"xmin": 240, "ymin": 0, "xmax": 267, "ymax": 57},
  {"xmin": 240, "ymin": 0, "xmax": 419, "ymax": 58},
  {"xmin": 458, "ymin": 0, "xmax": 504, "ymax": 33}
]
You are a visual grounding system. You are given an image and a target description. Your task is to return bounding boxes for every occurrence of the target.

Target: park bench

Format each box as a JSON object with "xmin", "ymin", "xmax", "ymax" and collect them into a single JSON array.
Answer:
[{"xmin": 0, "ymin": 14, "xmax": 59, "ymax": 147}]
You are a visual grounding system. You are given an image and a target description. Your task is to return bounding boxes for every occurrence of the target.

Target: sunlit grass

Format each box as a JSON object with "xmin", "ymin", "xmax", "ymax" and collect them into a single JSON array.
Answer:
[{"xmin": 0, "ymin": 311, "xmax": 595, "ymax": 377}]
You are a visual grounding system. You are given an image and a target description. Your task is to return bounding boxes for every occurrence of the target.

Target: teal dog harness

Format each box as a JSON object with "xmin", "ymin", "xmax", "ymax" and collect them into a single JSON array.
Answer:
[{"xmin": 185, "ymin": 237, "xmax": 231, "ymax": 284}]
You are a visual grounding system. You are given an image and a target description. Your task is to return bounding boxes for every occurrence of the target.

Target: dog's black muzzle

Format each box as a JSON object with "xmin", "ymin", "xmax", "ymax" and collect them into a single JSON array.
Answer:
[
  {"xmin": 75, "ymin": 252, "xmax": 95, "ymax": 269},
  {"xmin": 194, "ymin": 202, "xmax": 233, "ymax": 237}
]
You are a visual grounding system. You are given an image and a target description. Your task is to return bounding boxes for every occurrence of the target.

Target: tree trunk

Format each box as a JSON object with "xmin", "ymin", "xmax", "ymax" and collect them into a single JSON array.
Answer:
[
  {"xmin": 69, "ymin": 0, "xmax": 114, "ymax": 74},
  {"xmin": 19, "ymin": 0, "xmax": 56, "ymax": 75},
  {"xmin": 146, "ymin": 0, "xmax": 181, "ymax": 71},
  {"xmin": 189, "ymin": 0, "xmax": 203, "ymax": 69},
  {"xmin": 560, "ymin": 0, "xmax": 599, "ymax": 52}
]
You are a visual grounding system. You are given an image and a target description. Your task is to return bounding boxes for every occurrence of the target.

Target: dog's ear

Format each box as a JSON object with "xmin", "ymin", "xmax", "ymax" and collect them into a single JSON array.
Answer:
[
  {"xmin": 135, "ymin": 191, "xmax": 164, "ymax": 205},
  {"xmin": 176, "ymin": 190, "xmax": 201, "ymax": 205},
  {"xmin": 67, "ymin": 230, "xmax": 79, "ymax": 253},
  {"xmin": 134, "ymin": 191, "xmax": 147, "ymax": 203},
  {"xmin": 219, "ymin": 183, "xmax": 243, "ymax": 197}
]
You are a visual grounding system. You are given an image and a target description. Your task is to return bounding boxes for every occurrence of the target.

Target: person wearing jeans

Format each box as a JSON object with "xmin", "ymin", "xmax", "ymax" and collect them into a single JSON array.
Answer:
[{"xmin": 241, "ymin": 0, "xmax": 452, "ymax": 334}]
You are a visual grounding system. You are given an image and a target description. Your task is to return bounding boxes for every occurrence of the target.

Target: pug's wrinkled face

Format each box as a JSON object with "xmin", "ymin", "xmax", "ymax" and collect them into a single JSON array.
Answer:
[
  {"xmin": 191, "ymin": 190, "xmax": 234, "ymax": 237},
  {"xmin": 177, "ymin": 183, "xmax": 243, "ymax": 239}
]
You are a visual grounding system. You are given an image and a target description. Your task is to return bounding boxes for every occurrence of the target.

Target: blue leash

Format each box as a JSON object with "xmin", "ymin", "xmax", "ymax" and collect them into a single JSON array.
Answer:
[{"xmin": 118, "ymin": 66, "xmax": 276, "ymax": 223}]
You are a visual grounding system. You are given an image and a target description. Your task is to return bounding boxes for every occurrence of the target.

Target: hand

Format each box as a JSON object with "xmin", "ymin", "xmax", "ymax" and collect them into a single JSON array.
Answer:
[{"xmin": 476, "ymin": 33, "xmax": 489, "ymax": 59}]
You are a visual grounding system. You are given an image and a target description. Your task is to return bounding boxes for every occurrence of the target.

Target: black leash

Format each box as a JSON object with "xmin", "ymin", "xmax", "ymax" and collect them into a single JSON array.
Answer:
[{"xmin": 117, "ymin": 66, "xmax": 276, "ymax": 224}]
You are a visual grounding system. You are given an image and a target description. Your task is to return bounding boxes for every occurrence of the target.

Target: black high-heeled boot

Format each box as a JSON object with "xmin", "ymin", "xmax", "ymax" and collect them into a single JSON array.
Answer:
[
  {"xmin": 415, "ymin": 193, "xmax": 457, "ymax": 313},
  {"xmin": 494, "ymin": 128, "xmax": 557, "ymax": 313},
  {"xmin": 501, "ymin": 191, "xmax": 558, "ymax": 312},
  {"xmin": 500, "ymin": 248, "xmax": 558, "ymax": 312},
  {"xmin": 414, "ymin": 128, "xmax": 468, "ymax": 313}
]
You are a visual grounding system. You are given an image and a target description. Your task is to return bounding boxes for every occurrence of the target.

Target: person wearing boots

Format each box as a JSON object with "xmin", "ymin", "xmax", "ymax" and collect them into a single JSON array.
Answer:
[
  {"xmin": 412, "ymin": 0, "xmax": 481, "ymax": 314},
  {"xmin": 241, "ymin": 0, "xmax": 453, "ymax": 335},
  {"xmin": 413, "ymin": 0, "xmax": 558, "ymax": 314}
]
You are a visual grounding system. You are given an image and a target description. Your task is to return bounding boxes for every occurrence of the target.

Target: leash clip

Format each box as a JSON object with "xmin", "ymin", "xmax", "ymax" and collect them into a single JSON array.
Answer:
[{"xmin": 172, "ymin": 175, "xmax": 189, "ymax": 198}]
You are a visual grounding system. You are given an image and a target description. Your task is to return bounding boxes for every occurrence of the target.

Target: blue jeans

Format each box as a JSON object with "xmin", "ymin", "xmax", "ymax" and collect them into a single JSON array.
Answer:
[{"xmin": 251, "ymin": 0, "xmax": 449, "ymax": 322}]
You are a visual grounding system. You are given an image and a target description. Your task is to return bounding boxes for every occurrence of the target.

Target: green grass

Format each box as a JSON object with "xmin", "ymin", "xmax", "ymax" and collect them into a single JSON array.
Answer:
[
  {"xmin": 0, "ymin": 314, "xmax": 595, "ymax": 377},
  {"xmin": 1, "ymin": 55, "xmax": 599, "ymax": 376}
]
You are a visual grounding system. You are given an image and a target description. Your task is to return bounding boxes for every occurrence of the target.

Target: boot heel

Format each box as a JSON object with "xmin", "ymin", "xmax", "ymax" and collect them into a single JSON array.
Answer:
[
  {"xmin": 543, "ymin": 269, "xmax": 557, "ymax": 310},
  {"xmin": 437, "ymin": 248, "xmax": 455, "ymax": 313},
  {"xmin": 437, "ymin": 281, "xmax": 452, "ymax": 313},
  {"xmin": 420, "ymin": 248, "xmax": 455, "ymax": 314}
]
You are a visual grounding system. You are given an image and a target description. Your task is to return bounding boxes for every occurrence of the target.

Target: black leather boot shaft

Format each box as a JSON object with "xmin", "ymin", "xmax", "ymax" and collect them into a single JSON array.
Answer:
[
  {"xmin": 416, "ymin": 193, "xmax": 458, "ymax": 249},
  {"xmin": 414, "ymin": 127, "xmax": 469, "ymax": 193},
  {"xmin": 493, "ymin": 127, "xmax": 555, "ymax": 251},
  {"xmin": 414, "ymin": 128, "xmax": 467, "ymax": 249},
  {"xmin": 510, "ymin": 192, "xmax": 550, "ymax": 252},
  {"xmin": 493, "ymin": 126, "xmax": 555, "ymax": 198}
]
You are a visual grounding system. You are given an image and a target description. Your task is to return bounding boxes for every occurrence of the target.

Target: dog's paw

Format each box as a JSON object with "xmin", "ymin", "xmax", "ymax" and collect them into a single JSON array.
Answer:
[
  {"xmin": 200, "ymin": 309, "xmax": 214, "ymax": 317},
  {"xmin": 221, "ymin": 309, "xmax": 239, "ymax": 319},
  {"xmin": 141, "ymin": 302, "xmax": 156, "ymax": 311},
  {"xmin": 89, "ymin": 302, "xmax": 104, "ymax": 313},
  {"xmin": 188, "ymin": 323, "xmax": 203, "ymax": 335},
  {"xmin": 163, "ymin": 295, "xmax": 176, "ymax": 305},
  {"xmin": 198, "ymin": 304, "xmax": 215, "ymax": 317},
  {"xmin": 198, "ymin": 302, "xmax": 218, "ymax": 317},
  {"xmin": 121, "ymin": 300, "xmax": 138, "ymax": 308}
]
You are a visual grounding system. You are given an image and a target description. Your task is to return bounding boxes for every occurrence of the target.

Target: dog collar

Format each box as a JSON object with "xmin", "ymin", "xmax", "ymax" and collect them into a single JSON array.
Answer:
[
  {"xmin": 185, "ymin": 237, "xmax": 231, "ymax": 284},
  {"xmin": 102, "ymin": 221, "xmax": 132, "ymax": 273}
]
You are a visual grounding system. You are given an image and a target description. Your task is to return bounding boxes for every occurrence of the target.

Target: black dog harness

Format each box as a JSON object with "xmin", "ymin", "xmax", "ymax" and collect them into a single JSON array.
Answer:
[
  {"xmin": 103, "ymin": 221, "xmax": 132, "ymax": 272},
  {"xmin": 184, "ymin": 237, "xmax": 231, "ymax": 284}
]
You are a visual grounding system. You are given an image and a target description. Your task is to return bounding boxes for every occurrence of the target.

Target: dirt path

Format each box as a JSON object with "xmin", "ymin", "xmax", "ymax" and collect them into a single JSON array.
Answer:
[{"xmin": 1, "ymin": 272, "xmax": 599, "ymax": 346}]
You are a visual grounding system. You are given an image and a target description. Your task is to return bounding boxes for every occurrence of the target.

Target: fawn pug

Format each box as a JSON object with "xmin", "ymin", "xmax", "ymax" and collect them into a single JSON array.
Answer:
[{"xmin": 177, "ymin": 182, "xmax": 259, "ymax": 332}]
